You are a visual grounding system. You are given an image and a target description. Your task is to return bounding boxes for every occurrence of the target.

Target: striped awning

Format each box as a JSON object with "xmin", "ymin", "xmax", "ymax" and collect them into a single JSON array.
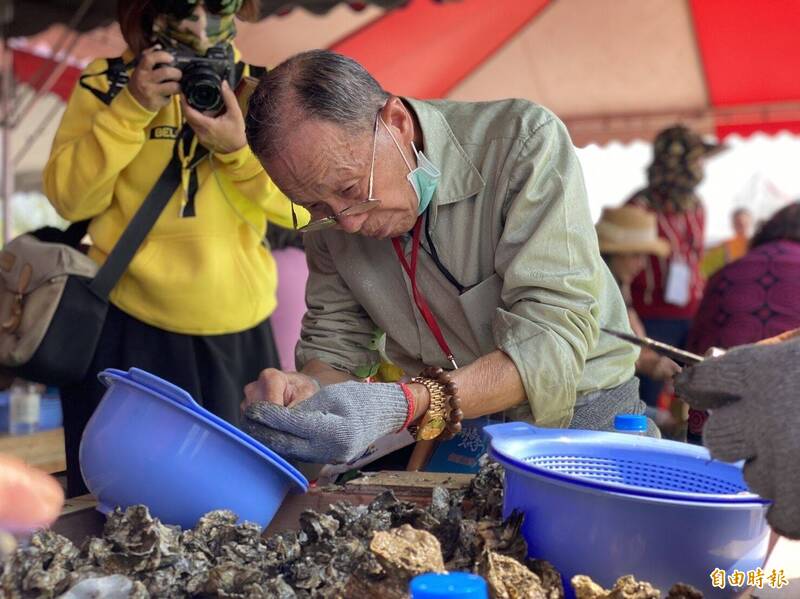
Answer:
[
  {"xmin": 320, "ymin": 0, "xmax": 800, "ymax": 144},
  {"xmin": 4, "ymin": 0, "xmax": 417, "ymax": 36},
  {"xmin": 7, "ymin": 0, "xmax": 800, "ymax": 146}
]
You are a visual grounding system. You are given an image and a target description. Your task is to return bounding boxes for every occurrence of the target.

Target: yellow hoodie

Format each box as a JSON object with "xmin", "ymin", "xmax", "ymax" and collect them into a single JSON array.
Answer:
[{"xmin": 43, "ymin": 51, "xmax": 307, "ymax": 335}]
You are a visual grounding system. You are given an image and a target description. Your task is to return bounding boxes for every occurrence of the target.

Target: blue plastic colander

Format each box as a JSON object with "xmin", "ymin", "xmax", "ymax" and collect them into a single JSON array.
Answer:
[
  {"xmin": 80, "ymin": 368, "xmax": 308, "ymax": 530},
  {"xmin": 484, "ymin": 422, "xmax": 770, "ymax": 599},
  {"xmin": 497, "ymin": 431, "xmax": 759, "ymax": 504},
  {"xmin": 101, "ymin": 367, "xmax": 308, "ymax": 491}
]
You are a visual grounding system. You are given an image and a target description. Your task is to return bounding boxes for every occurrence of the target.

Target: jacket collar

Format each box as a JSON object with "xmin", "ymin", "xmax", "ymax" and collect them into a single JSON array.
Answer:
[{"xmin": 404, "ymin": 98, "xmax": 485, "ymax": 215}]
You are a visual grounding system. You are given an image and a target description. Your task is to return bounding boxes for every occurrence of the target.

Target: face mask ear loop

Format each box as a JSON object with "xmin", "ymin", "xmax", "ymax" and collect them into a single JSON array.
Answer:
[{"xmin": 380, "ymin": 117, "xmax": 415, "ymax": 174}]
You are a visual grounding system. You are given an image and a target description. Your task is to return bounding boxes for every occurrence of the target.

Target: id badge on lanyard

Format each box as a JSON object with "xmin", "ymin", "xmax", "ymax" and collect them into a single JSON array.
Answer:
[
  {"xmin": 664, "ymin": 258, "xmax": 692, "ymax": 306},
  {"xmin": 392, "ymin": 216, "xmax": 458, "ymax": 369},
  {"xmin": 658, "ymin": 213, "xmax": 696, "ymax": 307}
]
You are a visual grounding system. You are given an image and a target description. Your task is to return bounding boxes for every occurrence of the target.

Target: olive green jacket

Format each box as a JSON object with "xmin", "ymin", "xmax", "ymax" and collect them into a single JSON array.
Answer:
[{"xmin": 296, "ymin": 98, "xmax": 637, "ymax": 427}]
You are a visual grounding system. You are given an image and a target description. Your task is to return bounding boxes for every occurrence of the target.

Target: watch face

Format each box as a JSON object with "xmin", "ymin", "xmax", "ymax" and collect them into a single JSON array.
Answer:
[{"xmin": 419, "ymin": 416, "xmax": 446, "ymax": 441}]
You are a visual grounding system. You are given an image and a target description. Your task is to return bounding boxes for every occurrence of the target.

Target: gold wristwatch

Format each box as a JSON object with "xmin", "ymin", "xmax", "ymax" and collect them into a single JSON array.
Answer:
[{"xmin": 408, "ymin": 377, "xmax": 448, "ymax": 441}]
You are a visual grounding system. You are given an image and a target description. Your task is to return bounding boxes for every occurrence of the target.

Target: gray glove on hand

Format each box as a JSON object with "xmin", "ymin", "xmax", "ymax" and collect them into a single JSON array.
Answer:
[
  {"xmin": 674, "ymin": 338, "xmax": 800, "ymax": 539},
  {"xmin": 243, "ymin": 381, "xmax": 410, "ymax": 464}
]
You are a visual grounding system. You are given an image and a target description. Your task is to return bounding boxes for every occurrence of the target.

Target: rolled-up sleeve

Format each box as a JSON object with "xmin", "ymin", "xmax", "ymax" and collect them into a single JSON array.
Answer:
[
  {"xmin": 295, "ymin": 232, "xmax": 379, "ymax": 374},
  {"xmin": 492, "ymin": 116, "xmax": 604, "ymax": 428}
]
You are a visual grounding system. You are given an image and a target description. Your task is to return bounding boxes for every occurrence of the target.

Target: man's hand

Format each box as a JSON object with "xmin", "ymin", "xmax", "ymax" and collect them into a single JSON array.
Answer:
[
  {"xmin": 128, "ymin": 46, "xmax": 181, "ymax": 112},
  {"xmin": 181, "ymin": 80, "xmax": 247, "ymax": 154},
  {"xmin": 637, "ymin": 348, "xmax": 682, "ymax": 382},
  {"xmin": 651, "ymin": 356, "xmax": 682, "ymax": 381},
  {"xmin": 244, "ymin": 381, "xmax": 410, "ymax": 464},
  {"xmin": 242, "ymin": 369, "xmax": 320, "ymax": 413},
  {"xmin": 675, "ymin": 338, "xmax": 800, "ymax": 538}
]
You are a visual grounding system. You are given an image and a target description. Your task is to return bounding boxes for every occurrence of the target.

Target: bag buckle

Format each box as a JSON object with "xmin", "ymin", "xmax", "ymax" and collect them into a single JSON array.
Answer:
[{"xmin": 2, "ymin": 263, "xmax": 32, "ymax": 334}]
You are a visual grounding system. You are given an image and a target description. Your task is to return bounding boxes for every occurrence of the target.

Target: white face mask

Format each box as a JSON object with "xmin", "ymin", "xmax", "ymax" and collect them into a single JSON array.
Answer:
[{"xmin": 381, "ymin": 119, "xmax": 441, "ymax": 214}]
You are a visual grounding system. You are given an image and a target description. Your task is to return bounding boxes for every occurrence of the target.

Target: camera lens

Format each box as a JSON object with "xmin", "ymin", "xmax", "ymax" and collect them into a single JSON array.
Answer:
[
  {"xmin": 187, "ymin": 81, "xmax": 221, "ymax": 112},
  {"xmin": 182, "ymin": 68, "xmax": 223, "ymax": 113}
]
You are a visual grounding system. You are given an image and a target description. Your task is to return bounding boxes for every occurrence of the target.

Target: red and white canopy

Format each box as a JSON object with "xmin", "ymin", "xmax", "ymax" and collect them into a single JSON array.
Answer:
[
  {"xmin": 328, "ymin": 0, "xmax": 800, "ymax": 145},
  {"xmin": 8, "ymin": 0, "xmax": 800, "ymax": 148}
]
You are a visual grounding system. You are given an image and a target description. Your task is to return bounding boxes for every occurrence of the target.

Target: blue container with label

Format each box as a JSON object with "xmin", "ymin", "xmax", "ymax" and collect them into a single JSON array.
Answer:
[{"xmin": 426, "ymin": 417, "xmax": 501, "ymax": 474}]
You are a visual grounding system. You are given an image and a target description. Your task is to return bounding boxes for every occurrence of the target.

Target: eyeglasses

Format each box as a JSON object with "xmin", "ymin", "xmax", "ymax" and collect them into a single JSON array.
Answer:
[
  {"xmin": 157, "ymin": 0, "xmax": 244, "ymax": 20},
  {"xmin": 291, "ymin": 114, "xmax": 382, "ymax": 233}
]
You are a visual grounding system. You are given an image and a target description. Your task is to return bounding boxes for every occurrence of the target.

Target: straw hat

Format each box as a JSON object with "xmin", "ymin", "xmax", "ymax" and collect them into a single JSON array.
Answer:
[{"xmin": 595, "ymin": 206, "xmax": 671, "ymax": 257}]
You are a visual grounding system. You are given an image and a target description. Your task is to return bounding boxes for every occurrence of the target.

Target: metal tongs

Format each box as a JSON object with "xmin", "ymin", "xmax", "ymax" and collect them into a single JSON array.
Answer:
[{"xmin": 601, "ymin": 328, "xmax": 705, "ymax": 366}]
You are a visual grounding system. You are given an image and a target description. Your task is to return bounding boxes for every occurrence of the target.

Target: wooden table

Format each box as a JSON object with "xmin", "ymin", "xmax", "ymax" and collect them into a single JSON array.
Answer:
[{"xmin": 0, "ymin": 427, "xmax": 65, "ymax": 474}]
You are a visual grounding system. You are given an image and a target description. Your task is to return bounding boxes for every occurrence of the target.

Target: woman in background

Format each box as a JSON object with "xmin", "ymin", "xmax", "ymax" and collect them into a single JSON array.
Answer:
[{"xmin": 685, "ymin": 201, "xmax": 800, "ymax": 443}]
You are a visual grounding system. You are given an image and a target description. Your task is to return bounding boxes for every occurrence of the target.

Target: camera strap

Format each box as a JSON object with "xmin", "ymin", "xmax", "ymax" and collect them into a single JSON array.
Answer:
[
  {"xmin": 235, "ymin": 63, "xmax": 266, "ymax": 84},
  {"xmin": 89, "ymin": 155, "xmax": 183, "ymax": 300},
  {"xmin": 175, "ymin": 61, "xmax": 264, "ymax": 218},
  {"xmin": 79, "ymin": 57, "xmax": 132, "ymax": 106},
  {"xmin": 176, "ymin": 125, "xmax": 209, "ymax": 218}
]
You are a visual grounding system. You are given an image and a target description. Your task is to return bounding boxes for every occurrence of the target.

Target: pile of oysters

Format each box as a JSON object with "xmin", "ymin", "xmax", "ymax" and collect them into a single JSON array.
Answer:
[{"xmin": 1, "ymin": 461, "xmax": 703, "ymax": 598}]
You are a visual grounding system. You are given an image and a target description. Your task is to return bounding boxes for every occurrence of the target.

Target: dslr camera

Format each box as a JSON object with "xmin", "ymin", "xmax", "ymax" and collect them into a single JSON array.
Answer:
[{"xmin": 161, "ymin": 43, "xmax": 235, "ymax": 113}]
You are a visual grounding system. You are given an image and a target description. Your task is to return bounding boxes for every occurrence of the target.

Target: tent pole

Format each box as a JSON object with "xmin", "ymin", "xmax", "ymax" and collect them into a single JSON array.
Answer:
[
  {"xmin": 2, "ymin": 37, "xmax": 13, "ymax": 245},
  {"xmin": 0, "ymin": 0, "xmax": 12, "ymax": 245}
]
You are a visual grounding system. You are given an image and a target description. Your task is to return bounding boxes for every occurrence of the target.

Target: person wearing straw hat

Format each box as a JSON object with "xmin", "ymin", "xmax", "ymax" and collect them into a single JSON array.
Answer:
[{"xmin": 596, "ymin": 206, "xmax": 681, "ymax": 383}]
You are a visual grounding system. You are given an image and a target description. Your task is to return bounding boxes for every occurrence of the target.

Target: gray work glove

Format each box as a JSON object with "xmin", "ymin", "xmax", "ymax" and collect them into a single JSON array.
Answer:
[
  {"xmin": 243, "ymin": 381, "xmax": 410, "ymax": 464},
  {"xmin": 674, "ymin": 338, "xmax": 800, "ymax": 539}
]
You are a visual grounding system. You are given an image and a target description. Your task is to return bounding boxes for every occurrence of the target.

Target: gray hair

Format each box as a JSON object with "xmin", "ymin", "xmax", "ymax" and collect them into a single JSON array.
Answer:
[{"xmin": 245, "ymin": 50, "xmax": 390, "ymax": 159}]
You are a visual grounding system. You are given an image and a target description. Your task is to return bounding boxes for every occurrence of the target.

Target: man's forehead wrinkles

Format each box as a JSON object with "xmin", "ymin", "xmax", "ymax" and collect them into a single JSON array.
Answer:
[
  {"xmin": 281, "ymin": 127, "xmax": 372, "ymax": 198},
  {"xmin": 267, "ymin": 154, "xmax": 320, "ymax": 203},
  {"xmin": 277, "ymin": 130, "xmax": 332, "ymax": 188}
]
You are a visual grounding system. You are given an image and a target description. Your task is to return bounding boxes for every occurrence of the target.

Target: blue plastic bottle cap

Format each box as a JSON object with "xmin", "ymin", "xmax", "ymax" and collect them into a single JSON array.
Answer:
[
  {"xmin": 410, "ymin": 572, "xmax": 488, "ymax": 598},
  {"xmin": 614, "ymin": 414, "xmax": 648, "ymax": 432}
]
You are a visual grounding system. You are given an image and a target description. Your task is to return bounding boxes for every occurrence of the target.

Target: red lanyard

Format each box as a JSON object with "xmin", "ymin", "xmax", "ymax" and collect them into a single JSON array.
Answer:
[{"xmin": 392, "ymin": 217, "xmax": 458, "ymax": 369}]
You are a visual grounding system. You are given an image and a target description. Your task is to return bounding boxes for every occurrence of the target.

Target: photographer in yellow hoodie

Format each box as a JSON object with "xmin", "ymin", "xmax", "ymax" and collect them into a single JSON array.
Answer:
[{"xmin": 43, "ymin": 0, "xmax": 306, "ymax": 497}]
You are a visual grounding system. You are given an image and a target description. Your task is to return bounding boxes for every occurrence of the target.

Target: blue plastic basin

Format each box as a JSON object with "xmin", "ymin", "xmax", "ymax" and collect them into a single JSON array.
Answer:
[
  {"xmin": 80, "ymin": 368, "xmax": 308, "ymax": 530},
  {"xmin": 484, "ymin": 422, "xmax": 770, "ymax": 599}
]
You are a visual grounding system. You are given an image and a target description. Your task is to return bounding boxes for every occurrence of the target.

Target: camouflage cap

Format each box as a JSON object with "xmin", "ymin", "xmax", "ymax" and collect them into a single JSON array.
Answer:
[
  {"xmin": 645, "ymin": 124, "xmax": 728, "ymax": 207},
  {"xmin": 652, "ymin": 125, "xmax": 725, "ymax": 163}
]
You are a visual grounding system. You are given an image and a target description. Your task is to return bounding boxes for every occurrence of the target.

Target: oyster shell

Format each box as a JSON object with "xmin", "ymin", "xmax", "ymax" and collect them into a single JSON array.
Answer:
[
  {"xmin": 370, "ymin": 524, "xmax": 446, "ymax": 576},
  {"xmin": 572, "ymin": 574, "xmax": 661, "ymax": 599},
  {"xmin": 480, "ymin": 550, "xmax": 547, "ymax": 599}
]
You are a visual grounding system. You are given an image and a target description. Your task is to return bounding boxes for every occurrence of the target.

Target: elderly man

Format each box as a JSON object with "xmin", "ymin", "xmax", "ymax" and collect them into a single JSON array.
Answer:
[{"xmin": 241, "ymin": 50, "xmax": 646, "ymax": 466}]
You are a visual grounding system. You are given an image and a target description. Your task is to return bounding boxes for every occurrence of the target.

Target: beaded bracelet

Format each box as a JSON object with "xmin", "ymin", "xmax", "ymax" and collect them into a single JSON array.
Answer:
[{"xmin": 418, "ymin": 366, "xmax": 464, "ymax": 441}]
